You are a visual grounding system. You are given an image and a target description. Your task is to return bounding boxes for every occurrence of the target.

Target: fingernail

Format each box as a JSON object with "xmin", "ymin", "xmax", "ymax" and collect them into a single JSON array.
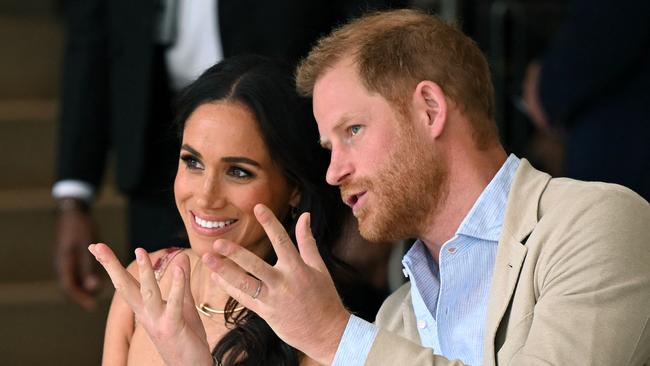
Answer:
[
  {"xmin": 254, "ymin": 204, "xmax": 269, "ymax": 222},
  {"xmin": 254, "ymin": 204, "xmax": 266, "ymax": 215},
  {"xmin": 306, "ymin": 212, "xmax": 311, "ymax": 227},
  {"xmin": 135, "ymin": 249, "xmax": 143, "ymax": 263}
]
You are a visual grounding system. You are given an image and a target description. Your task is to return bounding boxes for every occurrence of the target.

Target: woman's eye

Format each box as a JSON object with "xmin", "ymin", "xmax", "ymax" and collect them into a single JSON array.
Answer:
[
  {"xmin": 180, "ymin": 155, "xmax": 203, "ymax": 170},
  {"xmin": 228, "ymin": 167, "xmax": 253, "ymax": 179}
]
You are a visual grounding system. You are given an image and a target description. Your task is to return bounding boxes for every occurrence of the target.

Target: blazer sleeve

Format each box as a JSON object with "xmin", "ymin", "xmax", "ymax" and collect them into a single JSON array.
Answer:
[
  {"xmin": 56, "ymin": 0, "xmax": 111, "ymax": 188},
  {"xmin": 538, "ymin": 0, "xmax": 650, "ymax": 126},
  {"xmin": 509, "ymin": 184, "xmax": 650, "ymax": 365},
  {"xmin": 366, "ymin": 330, "xmax": 468, "ymax": 365}
]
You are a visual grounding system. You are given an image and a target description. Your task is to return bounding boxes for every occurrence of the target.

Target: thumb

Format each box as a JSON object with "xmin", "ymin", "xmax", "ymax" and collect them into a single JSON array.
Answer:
[
  {"xmin": 295, "ymin": 212, "xmax": 327, "ymax": 272},
  {"xmin": 81, "ymin": 248, "xmax": 102, "ymax": 292}
]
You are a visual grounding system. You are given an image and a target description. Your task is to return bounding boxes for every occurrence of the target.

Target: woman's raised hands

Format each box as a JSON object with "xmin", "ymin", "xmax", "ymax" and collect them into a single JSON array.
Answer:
[{"xmin": 88, "ymin": 243, "xmax": 213, "ymax": 366}]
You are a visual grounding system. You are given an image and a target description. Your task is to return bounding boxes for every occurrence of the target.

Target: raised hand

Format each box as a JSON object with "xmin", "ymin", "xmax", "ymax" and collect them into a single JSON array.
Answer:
[
  {"xmin": 55, "ymin": 205, "xmax": 102, "ymax": 310},
  {"xmin": 203, "ymin": 204, "xmax": 350, "ymax": 365},
  {"xmin": 88, "ymin": 243, "xmax": 213, "ymax": 366},
  {"xmin": 522, "ymin": 61, "xmax": 551, "ymax": 132}
]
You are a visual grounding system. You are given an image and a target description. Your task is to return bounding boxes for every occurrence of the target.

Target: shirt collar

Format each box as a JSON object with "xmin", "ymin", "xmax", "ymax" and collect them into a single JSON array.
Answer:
[
  {"xmin": 455, "ymin": 154, "xmax": 520, "ymax": 242},
  {"xmin": 403, "ymin": 154, "xmax": 520, "ymax": 269}
]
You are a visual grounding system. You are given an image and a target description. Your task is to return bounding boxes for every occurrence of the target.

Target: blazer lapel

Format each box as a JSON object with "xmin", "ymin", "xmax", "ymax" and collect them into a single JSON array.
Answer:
[
  {"xmin": 484, "ymin": 234, "xmax": 528, "ymax": 354},
  {"xmin": 483, "ymin": 159, "xmax": 551, "ymax": 363},
  {"xmin": 401, "ymin": 288, "xmax": 422, "ymax": 344}
]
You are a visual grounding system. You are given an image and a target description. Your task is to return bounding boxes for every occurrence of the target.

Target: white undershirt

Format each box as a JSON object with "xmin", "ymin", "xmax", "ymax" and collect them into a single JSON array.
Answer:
[{"xmin": 165, "ymin": 0, "xmax": 223, "ymax": 90}]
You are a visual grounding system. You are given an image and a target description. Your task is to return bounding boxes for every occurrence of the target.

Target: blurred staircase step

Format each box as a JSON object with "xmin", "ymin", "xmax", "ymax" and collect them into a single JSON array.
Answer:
[
  {"xmin": 0, "ymin": 280, "xmax": 111, "ymax": 365},
  {"xmin": 0, "ymin": 13, "xmax": 62, "ymax": 99},
  {"xmin": 0, "ymin": 0, "xmax": 60, "ymax": 16},
  {"xmin": 0, "ymin": 4, "xmax": 111, "ymax": 365},
  {"xmin": 0, "ymin": 99, "xmax": 58, "ymax": 190},
  {"xmin": 0, "ymin": 187, "xmax": 128, "ymax": 284}
]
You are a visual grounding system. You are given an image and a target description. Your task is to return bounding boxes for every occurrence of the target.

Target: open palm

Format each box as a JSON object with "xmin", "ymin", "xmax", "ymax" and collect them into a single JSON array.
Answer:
[{"xmin": 88, "ymin": 243, "xmax": 213, "ymax": 366}]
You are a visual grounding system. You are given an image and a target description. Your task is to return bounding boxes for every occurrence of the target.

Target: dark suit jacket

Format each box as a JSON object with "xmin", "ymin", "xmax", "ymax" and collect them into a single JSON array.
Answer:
[
  {"xmin": 538, "ymin": 0, "xmax": 650, "ymax": 200},
  {"xmin": 57, "ymin": 0, "xmax": 394, "ymax": 194}
]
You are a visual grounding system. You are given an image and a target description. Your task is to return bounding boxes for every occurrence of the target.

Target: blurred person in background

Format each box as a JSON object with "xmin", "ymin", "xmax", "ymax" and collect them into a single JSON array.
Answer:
[{"xmin": 523, "ymin": 0, "xmax": 650, "ymax": 200}]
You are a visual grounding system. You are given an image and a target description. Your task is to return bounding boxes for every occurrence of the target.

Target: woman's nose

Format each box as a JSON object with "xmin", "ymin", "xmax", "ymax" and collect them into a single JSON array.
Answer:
[{"xmin": 196, "ymin": 176, "xmax": 226, "ymax": 208}]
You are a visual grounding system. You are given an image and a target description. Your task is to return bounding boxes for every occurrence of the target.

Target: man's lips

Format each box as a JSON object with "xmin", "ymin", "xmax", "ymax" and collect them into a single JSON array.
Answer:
[{"xmin": 344, "ymin": 191, "xmax": 367, "ymax": 211}]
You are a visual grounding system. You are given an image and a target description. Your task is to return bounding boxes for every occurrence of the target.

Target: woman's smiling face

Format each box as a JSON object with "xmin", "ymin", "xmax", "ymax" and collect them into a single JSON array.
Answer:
[{"xmin": 174, "ymin": 102, "xmax": 299, "ymax": 257}]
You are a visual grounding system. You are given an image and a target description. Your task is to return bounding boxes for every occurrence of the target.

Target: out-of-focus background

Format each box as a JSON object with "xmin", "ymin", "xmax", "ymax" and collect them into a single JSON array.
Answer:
[
  {"xmin": 4, "ymin": 0, "xmax": 648, "ymax": 364},
  {"xmin": 0, "ymin": 0, "xmax": 127, "ymax": 364}
]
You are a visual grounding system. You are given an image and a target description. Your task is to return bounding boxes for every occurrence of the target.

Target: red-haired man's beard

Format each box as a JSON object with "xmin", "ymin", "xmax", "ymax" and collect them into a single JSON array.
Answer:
[{"xmin": 342, "ymin": 126, "xmax": 448, "ymax": 243}]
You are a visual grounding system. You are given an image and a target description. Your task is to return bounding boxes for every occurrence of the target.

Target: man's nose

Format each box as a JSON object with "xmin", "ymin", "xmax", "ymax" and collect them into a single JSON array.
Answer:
[{"xmin": 325, "ymin": 148, "xmax": 352, "ymax": 186}]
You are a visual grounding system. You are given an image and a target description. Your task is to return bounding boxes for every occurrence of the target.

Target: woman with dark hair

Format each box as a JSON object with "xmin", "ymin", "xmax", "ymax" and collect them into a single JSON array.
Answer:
[{"xmin": 88, "ymin": 54, "xmax": 348, "ymax": 365}]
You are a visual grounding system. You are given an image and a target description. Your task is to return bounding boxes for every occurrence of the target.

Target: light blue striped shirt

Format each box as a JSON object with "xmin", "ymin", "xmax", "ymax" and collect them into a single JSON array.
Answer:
[{"xmin": 332, "ymin": 154, "xmax": 520, "ymax": 366}]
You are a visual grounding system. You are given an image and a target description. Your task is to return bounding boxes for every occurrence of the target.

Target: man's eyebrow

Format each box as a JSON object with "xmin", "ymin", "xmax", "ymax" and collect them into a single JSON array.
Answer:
[
  {"xmin": 181, "ymin": 144, "xmax": 202, "ymax": 158},
  {"xmin": 222, "ymin": 156, "xmax": 261, "ymax": 167},
  {"xmin": 318, "ymin": 114, "xmax": 355, "ymax": 149}
]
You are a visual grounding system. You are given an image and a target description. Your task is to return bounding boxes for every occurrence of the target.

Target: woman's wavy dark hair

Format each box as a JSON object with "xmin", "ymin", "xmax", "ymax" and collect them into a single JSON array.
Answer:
[{"xmin": 174, "ymin": 54, "xmax": 347, "ymax": 365}]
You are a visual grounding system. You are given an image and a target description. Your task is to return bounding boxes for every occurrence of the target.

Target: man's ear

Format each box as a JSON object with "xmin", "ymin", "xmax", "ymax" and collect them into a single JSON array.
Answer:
[{"xmin": 412, "ymin": 80, "xmax": 448, "ymax": 139}]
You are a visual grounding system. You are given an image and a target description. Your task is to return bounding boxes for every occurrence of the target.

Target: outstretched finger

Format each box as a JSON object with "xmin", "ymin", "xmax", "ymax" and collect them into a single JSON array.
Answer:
[
  {"xmin": 166, "ymin": 253, "xmax": 191, "ymax": 323},
  {"xmin": 79, "ymin": 244, "xmax": 102, "ymax": 293},
  {"xmin": 204, "ymin": 254, "xmax": 264, "ymax": 300},
  {"xmin": 210, "ymin": 269, "xmax": 263, "ymax": 314},
  {"xmin": 135, "ymin": 248, "xmax": 163, "ymax": 317},
  {"xmin": 253, "ymin": 204, "xmax": 301, "ymax": 266},
  {"xmin": 295, "ymin": 213, "xmax": 328, "ymax": 273},
  {"xmin": 58, "ymin": 247, "xmax": 96, "ymax": 310},
  {"xmin": 88, "ymin": 243, "xmax": 142, "ymax": 310},
  {"xmin": 179, "ymin": 255, "xmax": 207, "ymax": 340},
  {"xmin": 210, "ymin": 239, "xmax": 278, "ymax": 286},
  {"xmin": 166, "ymin": 264, "xmax": 186, "ymax": 324}
]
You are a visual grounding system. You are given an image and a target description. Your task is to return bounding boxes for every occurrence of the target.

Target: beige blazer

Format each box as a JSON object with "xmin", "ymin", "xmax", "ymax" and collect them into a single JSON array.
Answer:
[{"xmin": 367, "ymin": 160, "xmax": 650, "ymax": 365}]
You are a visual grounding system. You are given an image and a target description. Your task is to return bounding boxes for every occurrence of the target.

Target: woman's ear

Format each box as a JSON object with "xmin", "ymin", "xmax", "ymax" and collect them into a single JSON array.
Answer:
[
  {"xmin": 289, "ymin": 187, "xmax": 301, "ymax": 208},
  {"xmin": 412, "ymin": 80, "xmax": 448, "ymax": 139}
]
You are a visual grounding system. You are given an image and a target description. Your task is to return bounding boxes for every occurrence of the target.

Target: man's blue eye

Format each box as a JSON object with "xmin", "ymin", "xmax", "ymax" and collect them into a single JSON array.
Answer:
[{"xmin": 349, "ymin": 125, "xmax": 362, "ymax": 135}]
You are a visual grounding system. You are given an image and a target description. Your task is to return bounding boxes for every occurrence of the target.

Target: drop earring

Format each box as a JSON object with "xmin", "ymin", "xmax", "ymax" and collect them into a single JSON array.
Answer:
[{"xmin": 290, "ymin": 206, "xmax": 298, "ymax": 220}]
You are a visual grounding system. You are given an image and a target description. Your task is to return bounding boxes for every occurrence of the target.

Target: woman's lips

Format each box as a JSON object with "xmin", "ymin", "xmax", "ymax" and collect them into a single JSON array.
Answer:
[{"xmin": 190, "ymin": 211, "xmax": 238, "ymax": 236}]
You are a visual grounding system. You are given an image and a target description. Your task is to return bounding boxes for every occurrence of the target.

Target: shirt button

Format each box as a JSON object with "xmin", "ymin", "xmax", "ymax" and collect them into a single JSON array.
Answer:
[
  {"xmin": 402, "ymin": 268, "xmax": 409, "ymax": 278},
  {"xmin": 447, "ymin": 247, "xmax": 457, "ymax": 253},
  {"xmin": 417, "ymin": 319, "xmax": 427, "ymax": 329}
]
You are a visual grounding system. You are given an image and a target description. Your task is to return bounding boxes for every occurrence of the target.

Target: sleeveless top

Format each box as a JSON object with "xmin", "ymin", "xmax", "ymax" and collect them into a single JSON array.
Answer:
[{"xmin": 152, "ymin": 247, "xmax": 185, "ymax": 281}]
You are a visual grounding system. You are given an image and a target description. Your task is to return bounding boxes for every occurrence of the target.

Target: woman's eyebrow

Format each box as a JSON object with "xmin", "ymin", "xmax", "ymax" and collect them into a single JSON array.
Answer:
[
  {"xmin": 222, "ymin": 156, "xmax": 261, "ymax": 167},
  {"xmin": 180, "ymin": 144, "xmax": 202, "ymax": 158}
]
